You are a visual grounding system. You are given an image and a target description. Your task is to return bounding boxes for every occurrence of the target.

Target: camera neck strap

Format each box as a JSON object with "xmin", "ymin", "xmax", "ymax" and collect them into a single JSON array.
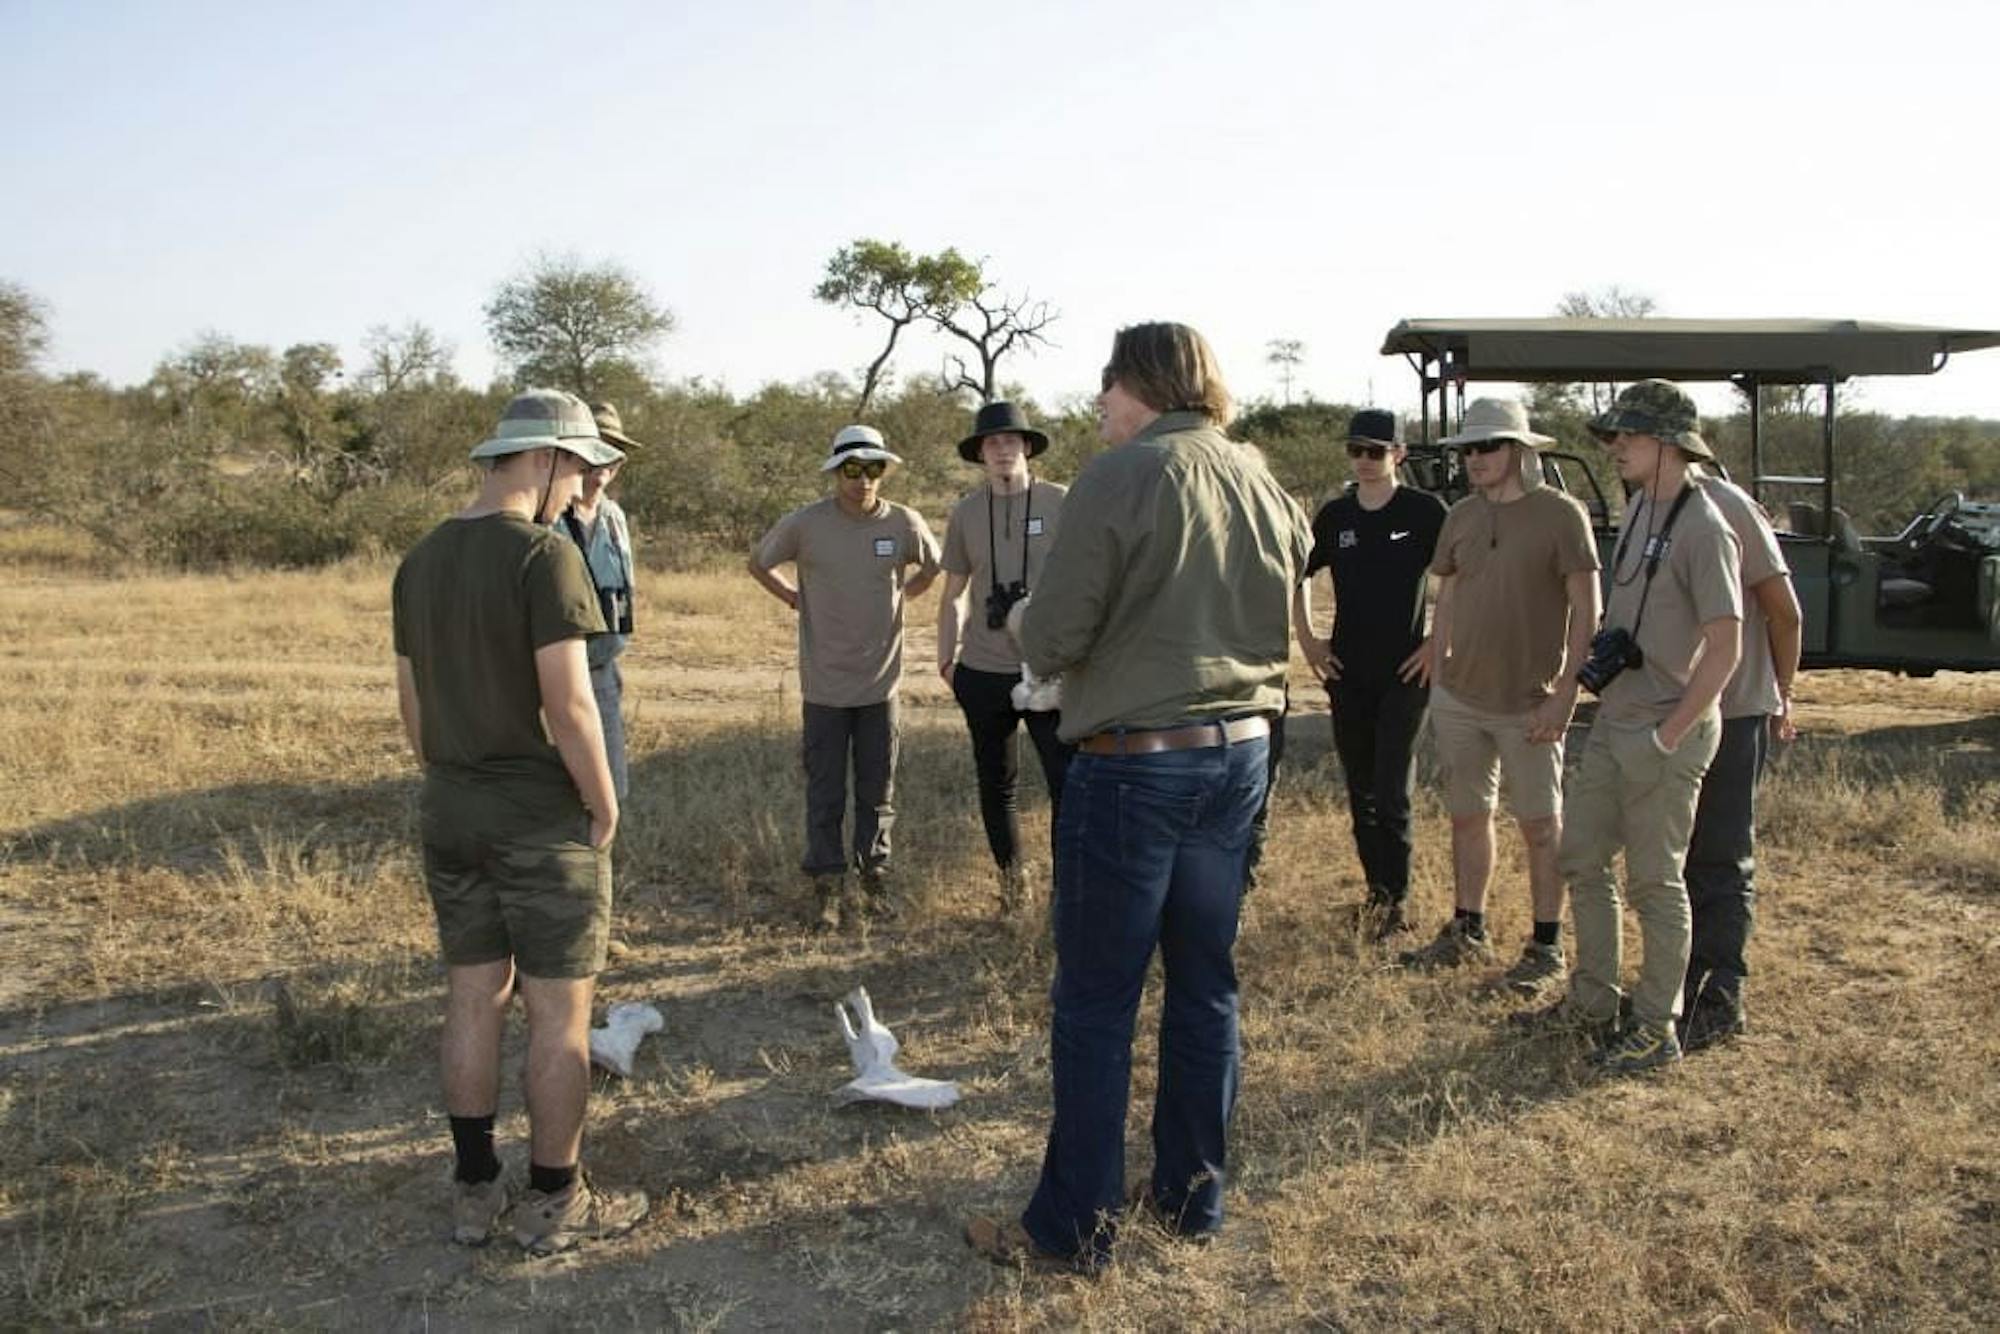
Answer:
[
  {"xmin": 1615, "ymin": 479, "xmax": 1698, "ymax": 642},
  {"xmin": 987, "ymin": 478, "xmax": 1034, "ymax": 595}
]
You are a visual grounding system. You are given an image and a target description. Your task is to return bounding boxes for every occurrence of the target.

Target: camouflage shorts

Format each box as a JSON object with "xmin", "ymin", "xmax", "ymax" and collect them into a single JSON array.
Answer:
[{"xmin": 420, "ymin": 776, "xmax": 611, "ymax": 980}]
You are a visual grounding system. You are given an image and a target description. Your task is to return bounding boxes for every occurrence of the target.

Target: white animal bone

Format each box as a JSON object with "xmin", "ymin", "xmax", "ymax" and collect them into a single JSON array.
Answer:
[
  {"xmin": 1011, "ymin": 665, "xmax": 1062, "ymax": 713},
  {"xmin": 834, "ymin": 986, "xmax": 960, "ymax": 1109},
  {"xmin": 589, "ymin": 1001, "xmax": 663, "ymax": 1078}
]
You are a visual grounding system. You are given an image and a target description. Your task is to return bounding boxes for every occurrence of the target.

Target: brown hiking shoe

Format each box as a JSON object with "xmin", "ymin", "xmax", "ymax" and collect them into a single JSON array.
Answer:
[
  {"xmin": 1396, "ymin": 917, "xmax": 1495, "ymax": 970},
  {"xmin": 964, "ymin": 1214, "xmax": 1074, "ymax": 1272},
  {"xmin": 509, "ymin": 1174, "xmax": 648, "ymax": 1256},
  {"xmin": 1502, "ymin": 941, "xmax": 1567, "ymax": 997},
  {"xmin": 811, "ymin": 875, "xmax": 845, "ymax": 931},
  {"xmin": 450, "ymin": 1176, "xmax": 509, "ymax": 1247}
]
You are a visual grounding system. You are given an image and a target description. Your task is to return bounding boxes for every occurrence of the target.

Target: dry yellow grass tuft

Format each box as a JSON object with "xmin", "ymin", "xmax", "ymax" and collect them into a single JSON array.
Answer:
[{"xmin": 2, "ymin": 549, "xmax": 1997, "ymax": 1328}]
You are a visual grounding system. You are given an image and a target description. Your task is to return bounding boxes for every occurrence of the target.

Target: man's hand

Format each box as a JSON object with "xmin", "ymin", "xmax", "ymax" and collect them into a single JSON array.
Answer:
[
  {"xmin": 1525, "ymin": 687, "xmax": 1577, "ymax": 744},
  {"xmin": 1302, "ymin": 638, "xmax": 1338, "ymax": 683},
  {"xmin": 938, "ymin": 659, "xmax": 956, "ymax": 686},
  {"xmin": 589, "ymin": 810, "xmax": 618, "ymax": 850},
  {"xmin": 1771, "ymin": 692, "xmax": 1798, "ymax": 744},
  {"xmin": 1397, "ymin": 638, "xmax": 1432, "ymax": 687}
]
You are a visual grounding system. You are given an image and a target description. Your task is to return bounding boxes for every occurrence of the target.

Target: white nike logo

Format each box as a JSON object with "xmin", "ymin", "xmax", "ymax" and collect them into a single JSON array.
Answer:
[{"xmin": 1390, "ymin": 530, "xmax": 1411, "ymax": 541}]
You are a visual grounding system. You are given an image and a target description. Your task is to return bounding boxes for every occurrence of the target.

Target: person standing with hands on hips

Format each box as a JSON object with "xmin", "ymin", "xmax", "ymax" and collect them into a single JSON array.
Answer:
[
  {"xmin": 1294, "ymin": 408, "xmax": 1446, "ymax": 938},
  {"xmin": 936, "ymin": 401, "xmax": 1073, "ymax": 914}
]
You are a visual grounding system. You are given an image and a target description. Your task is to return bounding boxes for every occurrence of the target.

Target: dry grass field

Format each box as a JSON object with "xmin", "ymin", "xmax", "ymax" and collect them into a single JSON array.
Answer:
[{"xmin": 3, "ymin": 529, "xmax": 1998, "ymax": 1330}]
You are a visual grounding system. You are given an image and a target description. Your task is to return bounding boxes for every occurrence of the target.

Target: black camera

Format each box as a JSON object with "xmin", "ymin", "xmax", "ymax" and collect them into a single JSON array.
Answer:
[
  {"xmin": 985, "ymin": 580, "xmax": 1027, "ymax": 630},
  {"xmin": 1576, "ymin": 626, "xmax": 1642, "ymax": 695}
]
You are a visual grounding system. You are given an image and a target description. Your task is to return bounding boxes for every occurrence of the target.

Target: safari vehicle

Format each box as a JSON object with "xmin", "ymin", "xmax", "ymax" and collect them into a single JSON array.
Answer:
[{"xmin": 1378, "ymin": 318, "xmax": 2000, "ymax": 674}]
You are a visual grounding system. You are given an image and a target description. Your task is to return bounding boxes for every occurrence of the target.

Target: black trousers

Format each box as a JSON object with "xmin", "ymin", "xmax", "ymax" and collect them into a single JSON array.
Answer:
[
  {"xmin": 950, "ymin": 665, "xmax": 1073, "ymax": 870},
  {"xmin": 1246, "ymin": 697, "xmax": 1288, "ymax": 880},
  {"xmin": 1684, "ymin": 713, "xmax": 1768, "ymax": 1003},
  {"xmin": 1328, "ymin": 675, "xmax": 1430, "ymax": 902},
  {"xmin": 801, "ymin": 699, "xmax": 898, "ymax": 877}
]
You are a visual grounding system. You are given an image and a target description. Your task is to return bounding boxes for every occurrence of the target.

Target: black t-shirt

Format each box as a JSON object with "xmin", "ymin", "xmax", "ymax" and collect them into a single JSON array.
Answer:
[{"xmin": 1305, "ymin": 486, "xmax": 1449, "ymax": 681}]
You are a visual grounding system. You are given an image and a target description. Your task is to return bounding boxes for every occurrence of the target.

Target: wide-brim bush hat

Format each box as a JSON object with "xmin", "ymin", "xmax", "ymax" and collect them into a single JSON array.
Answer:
[
  {"xmin": 1588, "ymin": 379, "xmax": 1715, "ymax": 461},
  {"xmin": 589, "ymin": 401, "xmax": 644, "ymax": 452},
  {"xmin": 957, "ymin": 400, "xmax": 1050, "ymax": 463},
  {"xmin": 470, "ymin": 389, "xmax": 624, "ymax": 467},
  {"xmin": 821, "ymin": 424, "xmax": 904, "ymax": 472},
  {"xmin": 1438, "ymin": 397, "xmax": 1555, "ymax": 450},
  {"xmin": 1346, "ymin": 408, "xmax": 1401, "ymax": 448}
]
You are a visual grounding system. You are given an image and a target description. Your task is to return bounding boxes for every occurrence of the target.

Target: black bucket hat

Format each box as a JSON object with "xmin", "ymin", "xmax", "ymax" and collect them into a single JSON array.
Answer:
[{"xmin": 957, "ymin": 400, "xmax": 1050, "ymax": 463}]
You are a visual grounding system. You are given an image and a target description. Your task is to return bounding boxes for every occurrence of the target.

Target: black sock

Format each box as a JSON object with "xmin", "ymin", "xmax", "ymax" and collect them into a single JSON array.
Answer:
[
  {"xmin": 530, "ymin": 1161, "xmax": 578, "ymax": 1195},
  {"xmin": 1533, "ymin": 920, "xmax": 1561, "ymax": 948},
  {"xmin": 449, "ymin": 1114, "xmax": 501, "ymax": 1185},
  {"xmin": 1456, "ymin": 908, "xmax": 1486, "ymax": 938}
]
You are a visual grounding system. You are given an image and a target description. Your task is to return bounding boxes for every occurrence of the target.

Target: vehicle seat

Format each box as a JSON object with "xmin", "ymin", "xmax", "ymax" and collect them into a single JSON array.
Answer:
[
  {"xmin": 1786, "ymin": 501, "xmax": 1823, "ymax": 537},
  {"xmin": 1828, "ymin": 508, "xmax": 1865, "ymax": 557}
]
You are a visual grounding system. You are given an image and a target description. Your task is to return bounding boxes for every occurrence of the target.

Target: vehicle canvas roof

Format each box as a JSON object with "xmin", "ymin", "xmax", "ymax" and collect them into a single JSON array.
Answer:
[{"xmin": 1380, "ymin": 318, "xmax": 2000, "ymax": 384}]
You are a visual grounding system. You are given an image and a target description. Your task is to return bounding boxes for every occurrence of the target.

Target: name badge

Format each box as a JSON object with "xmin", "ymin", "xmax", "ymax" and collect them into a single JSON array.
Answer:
[
  {"xmin": 873, "ymin": 537, "xmax": 897, "ymax": 558},
  {"xmin": 1027, "ymin": 517, "xmax": 1046, "ymax": 537}
]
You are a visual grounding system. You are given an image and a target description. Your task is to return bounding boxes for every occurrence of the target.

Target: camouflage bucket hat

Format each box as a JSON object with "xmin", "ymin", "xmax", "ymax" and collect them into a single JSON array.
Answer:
[
  {"xmin": 1589, "ymin": 379, "xmax": 1714, "ymax": 461},
  {"xmin": 469, "ymin": 389, "xmax": 624, "ymax": 467},
  {"xmin": 589, "ymin": 401, "xmax": 644, "ymax": 451}
]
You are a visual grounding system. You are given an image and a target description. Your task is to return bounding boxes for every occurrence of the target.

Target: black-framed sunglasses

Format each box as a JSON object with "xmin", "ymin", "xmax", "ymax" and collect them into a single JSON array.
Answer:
[
  {"xmin": 1346, "ymin": 443, "xmax": 1392, "ymax": 460},
  {"xmin": 1462, "ymin": 438, "xmax": 1512, "ymax": 456},
  {"xmin": 838, "ymin": 459, "xmax": 887, "ymax": 480}
]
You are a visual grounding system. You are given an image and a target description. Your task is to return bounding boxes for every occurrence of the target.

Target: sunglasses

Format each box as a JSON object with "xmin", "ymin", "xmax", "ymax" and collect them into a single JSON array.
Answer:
[
  {"xmin": 1462, "ymin": 439, "xmax": 1513, "ymax": 456},
  {"xmin": 838, "ymin": 460, "xmax": 887, "ymax": 480},
  {"xmin": 1346, "ymin": 443, "xmax": 1392, "ymax": 460}
]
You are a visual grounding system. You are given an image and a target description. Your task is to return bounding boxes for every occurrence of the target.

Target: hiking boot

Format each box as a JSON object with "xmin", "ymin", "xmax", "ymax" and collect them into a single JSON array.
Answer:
[
  {"xmin": 1594, "ymin": 1020, "xmax": 1683, "ymax": 1076},
  {"xmin": 509, "ymin": 1173, "xmax": 649, "ymax": 1256},
  {"xmin": 1681, "ymin": 992, "xmax": 1747, "ymax": 1052},
  {"xmin": 450, "ymin": 1175, "xmax": 509, "ymax": 1247},
  {"xmin": 810, "ymin": 876, "xmax": 845, "ymax": 932},
  {"xmin": 856, "ymin": 865, "xmax": 896, "ymax": 921},
  {"xmin": 1502, "ymin": 941, "xmax": 1567, "ymax": 997},
  {"xmin": 1396, "ymin": 918, "xmax": 1494, "ymax": 970}
]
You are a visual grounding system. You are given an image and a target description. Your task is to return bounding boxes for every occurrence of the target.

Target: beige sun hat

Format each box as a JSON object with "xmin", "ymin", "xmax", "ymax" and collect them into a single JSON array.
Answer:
[
  {"xmin": 469, "ymin": 389, "xmax": 624, "ymax": 467},
  {"xmin": 819, "ymin": 424, "xmax": 905, "ymax": 472},
  {"xmin": 1438, "ymin": 397, "xmax": 1556, "ymax": 450}
]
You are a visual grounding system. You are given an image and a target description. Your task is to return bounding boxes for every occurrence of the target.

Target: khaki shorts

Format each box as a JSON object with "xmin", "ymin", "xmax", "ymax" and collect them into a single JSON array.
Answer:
[
  {"xmin": 419, "ymin": 773, "xmax": 611, "ymax": 980},
  {"xmin": 1428, "ymin": 684, "xmax": 1565, "ymax": 821}
]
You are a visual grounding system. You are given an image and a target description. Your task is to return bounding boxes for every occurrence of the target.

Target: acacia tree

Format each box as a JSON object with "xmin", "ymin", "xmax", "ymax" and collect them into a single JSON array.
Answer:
[
  {"xmin": 934, "ymin": 273, "xmax": 1058, "ymax": 403},
  {"xmin": 485, "ymin": 255, "xmax": 674, "ymax": 398},
  {"xmin": 815, "ymin": 239, "xmax": 981, "ymax": 416},
  {"xmin": 1, "ymin": 279, "xmax": 49, "ymax": 377},
  {"xmin": 359, "ymin": 322, "xmax": 455, "ymax": 393},
  {"xmin": 1266, "ymin": 338, "xmax": 1305, "ymax": 404}
]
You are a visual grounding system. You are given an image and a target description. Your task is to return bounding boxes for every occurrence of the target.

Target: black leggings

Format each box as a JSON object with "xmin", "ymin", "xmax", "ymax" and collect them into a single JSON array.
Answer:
[
  {"xmin": 1328, "ymin": 676, "xmax": 1430, "ymax": 901},
  {"xmin": 950, "ymin": 665, "xmax": 1073, "ymax": 870}
]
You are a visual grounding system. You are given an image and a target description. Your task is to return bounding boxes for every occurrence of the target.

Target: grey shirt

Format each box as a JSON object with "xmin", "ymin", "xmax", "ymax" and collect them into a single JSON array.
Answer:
[
  {"xmin": 1599, "ymin": 484, "xmax": 1743, "ymax": 725},
  {"xmin": 942, "ymin": 478, "xmax": 1068, "ymax": 674},
  {"xmin": 1696, "ymin": 475, "xmax": 1790, "ymax": 719}
]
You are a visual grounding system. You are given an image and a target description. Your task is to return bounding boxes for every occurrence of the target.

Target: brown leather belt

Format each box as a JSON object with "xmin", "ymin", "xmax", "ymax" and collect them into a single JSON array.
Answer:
[{"xmin": 1078, "ymin": 715, "xmax": 1271, "ymax": 756}]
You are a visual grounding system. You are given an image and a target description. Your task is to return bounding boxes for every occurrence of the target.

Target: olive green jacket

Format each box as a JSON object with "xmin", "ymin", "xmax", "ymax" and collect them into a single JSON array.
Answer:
[{"xmin": 1020, "ymin": 412, "xmax": 1310, "ymax": 743}]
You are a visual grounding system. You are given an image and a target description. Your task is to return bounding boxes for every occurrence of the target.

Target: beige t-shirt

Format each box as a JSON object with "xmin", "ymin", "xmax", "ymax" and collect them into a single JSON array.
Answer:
[
  {"xmin": 1598, "ymin": 484, "xmax": 1743, "ymax": 725},
  {"xmin": 942, "ymin": 478, "xmax": 1068, "ymax": 673},
  {"xmin": 756, "ymin": 497, "xmax": 942, "ymax": 707},
  {"xmin": 1696, "ymin": 475, "xmax": 1790, "ymax": 719},
  {"xmin": 1431, "ymin": 488, "xmax": 1600, "ymax": 715}
]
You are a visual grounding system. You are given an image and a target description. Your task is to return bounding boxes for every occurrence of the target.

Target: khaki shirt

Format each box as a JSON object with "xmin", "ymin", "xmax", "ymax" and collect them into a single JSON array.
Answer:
[
  {"xmin": 756, "ymin": 497, "xmax": 941, "ymax": 707},
  {"xmin": 1696, "ymin": 475, "xmax": 1790, "ymax": 719},
  {"xmin": 1019, "ymin": 412, "xmax": 1311, "ymax": 742},
  {"xmin": 1599, "ymin": 484, "xmax": 1743, "ymax": 725},
  {"xmin": 942, "ymin": 478, "xmax": 1068, "ymax": 673},
  {"xmin": 1431, "ymin": 488, "xmax": 1600, "ymax": 715},
  {"xmin": 392, "ymin": 514, "xmax": 605, "ymax": 806}
]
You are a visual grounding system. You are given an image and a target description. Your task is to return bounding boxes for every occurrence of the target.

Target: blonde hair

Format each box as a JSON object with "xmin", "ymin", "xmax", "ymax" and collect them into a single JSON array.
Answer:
[{"xmin": 1105, "ymin": 322, "xmax": 1233, "ymax": 424}]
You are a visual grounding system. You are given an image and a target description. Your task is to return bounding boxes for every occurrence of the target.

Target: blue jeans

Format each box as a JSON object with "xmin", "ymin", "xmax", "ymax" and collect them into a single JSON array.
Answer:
[{"xmin": 1022, "ymin": 735, "xmax": 1268, "ymax": 1264}]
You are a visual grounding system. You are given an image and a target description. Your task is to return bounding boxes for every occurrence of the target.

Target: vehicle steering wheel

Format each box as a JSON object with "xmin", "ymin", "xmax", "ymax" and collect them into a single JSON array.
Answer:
[{"xmin": 1902, "ymin": 491, "xmax": 1964, "ymax": 555}]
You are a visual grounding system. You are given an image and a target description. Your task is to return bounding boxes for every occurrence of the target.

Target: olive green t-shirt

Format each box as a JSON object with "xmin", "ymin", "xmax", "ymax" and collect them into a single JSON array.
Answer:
[
  {"xmin": 1431, "ymin": 487, "xmax": 1599, "ymax": 715},
  {"xmin": 392, "ymin": 514, "xmax": 606, "ymax": 805},
  {"xmin": 942, "ymin": 479, "xmax": 1068, "ymax": 673},
  {"xmin": 1598, "ymin": 485, "xmax": 1743, "ymax": 725},
  {"xmin": 1019, "ymin": 413, "xmax": 1311, "ymax": 742},
  {"xmin": 756, "ymin": 497, "xmax": 942, "ymax": 707}
]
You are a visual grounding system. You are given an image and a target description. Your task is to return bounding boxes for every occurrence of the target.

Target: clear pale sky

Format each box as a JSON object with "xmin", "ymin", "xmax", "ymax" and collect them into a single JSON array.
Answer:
[{"xmin": 7, "ymin": 0, "xmax": 2000, "ymax": 420}]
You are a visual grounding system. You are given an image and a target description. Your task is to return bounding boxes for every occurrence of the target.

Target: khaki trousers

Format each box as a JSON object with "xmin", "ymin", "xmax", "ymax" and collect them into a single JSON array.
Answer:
[{"xmin": 1558, "ymin": 712, "xmax": 1721, "ymax": 1028}]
